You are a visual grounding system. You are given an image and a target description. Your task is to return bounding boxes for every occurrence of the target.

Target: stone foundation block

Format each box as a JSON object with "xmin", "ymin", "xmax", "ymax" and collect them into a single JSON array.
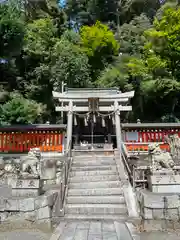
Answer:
[
  {"xmin": 152, "ymin": 209, "xmax": 164, "ymax": 219},
  {"xmin": 149, "ymin": 175, "xmax": 180, "ymax": 193},
  {"xmin": 166, "ymin": 208, "xmax": 179, "ymax": 220},
  {"xmin": 142, "ymin": 208, "xmax": 153, "ymax": 219},
  {"xmin": 35, "ymin": 192, "xmax": 57, "ymax": 209},
  {"xmin": 36, "ymin": 206, "xmax": 52, "ymax": 220},
  {"xmin": 12, "ymin": 189, "xmax": 40, "ymax": 197},
  {"xmin": 152, "ymin": 185, "xmax": 180, "ymax": 193},
  {"xmin": 138, "ymin": 189, "xmax": 180, "ymax": 220},
  {"xmin": 8, "ymin": 178, "xmax": 41, "ymax": 189},
  {"xmin": 0, "ymin": 199, "xmax": 6, "ymax": 211},
  {"xmin": 19, "ymin": 198, "xmax": 35, "ymax": 212},
  {"xmin": 138, "ymin": 190, "xmax": 180, "ymax": 208},
  {"xmin": 46, "ymin": 179, "xmax": 56, "ymax": 185},
  {"xmin": 166, "ymin": 195, "xmax": 180, "ymax": 208},
  {"xmin": 141, "ymin": 192, "xmax": 165, "ymax": 209},
  {"xmin": 0, "ymin": 212, "xmax": 8, "ymax": 222},
  {"xmin": 6, "ymin": 199, "xmax": 19, "ymax": 211},
  {"xmin": 20, "ymin": 211, "xmax": 36, "ymax": 221}
]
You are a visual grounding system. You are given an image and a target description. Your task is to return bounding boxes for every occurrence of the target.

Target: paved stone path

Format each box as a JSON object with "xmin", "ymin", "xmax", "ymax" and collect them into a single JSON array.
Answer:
[
  {"xmin": 1, "ymin": 220, "xmax": 180, "ymax": 240},
  {"xmin": 50, "ymin": 221, "xmax": 134, "ymax": 240}
]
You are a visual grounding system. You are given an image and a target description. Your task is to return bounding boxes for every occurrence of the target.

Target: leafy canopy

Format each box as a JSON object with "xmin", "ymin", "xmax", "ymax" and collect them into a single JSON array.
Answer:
[
  {"xmin": 0, "ymin": 93, "xmax": 45, "ymax": 125},
  {"xmin": 0, "ymin": 4, "xmax": 25, "ymax": 58},
  {"xmin": 80, "ymin": 21, "xmax": 119, "ymax": 80}
]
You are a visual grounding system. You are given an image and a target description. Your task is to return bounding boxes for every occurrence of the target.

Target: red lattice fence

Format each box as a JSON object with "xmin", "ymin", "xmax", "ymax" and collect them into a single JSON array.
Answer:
[{"xmin": 0, "ymin": 125, "xmax": 66, "ymax": 153}]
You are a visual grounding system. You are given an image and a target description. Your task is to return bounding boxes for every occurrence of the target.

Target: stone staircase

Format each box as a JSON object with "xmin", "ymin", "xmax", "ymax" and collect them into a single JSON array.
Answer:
[{"xmin": 64, "ymin": 152, "xmax": 128, "ymax": 220}]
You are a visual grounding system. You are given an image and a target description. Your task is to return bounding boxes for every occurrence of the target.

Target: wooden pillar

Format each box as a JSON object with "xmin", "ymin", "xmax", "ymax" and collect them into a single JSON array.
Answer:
[
  {"xmin": 108, "ymin": 133, "xmax": 111, "ymax": 144},
  {"xmin": 66, "ymin": 100, "xmax": 73, "ymax": 152},
  {"xmin": 75, "ymin": 133, "xmax": 78, "ymax": 145}
]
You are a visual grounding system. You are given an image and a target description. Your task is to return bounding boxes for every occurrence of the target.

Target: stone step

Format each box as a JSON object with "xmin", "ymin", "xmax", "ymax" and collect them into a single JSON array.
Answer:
[
  {"xmin": 71, "ymin": 165, "xmax": 115, "ymax": 171},
  {"xmin": 69, "ymin": 181, "xmax": 121, "ymax": 189},
  {"xmin": 65, "ymin": 204, "xmax": 128, "ymax": 215},
  {"xmin": 67, "ymin": 195, "xmax": 125, "ymax": 204},
  {"xmin": 70, "ymin": 170, "xmax": 116, "ymax": 177},
  {"xmin": 64, "ymin": 214, "xmax": 128, "ymax": 221},
  {"xmin": 70, "ymin": 174, "xmax": 119, "ymax": 183},
  {"xmin": 72, "ymin": 159, "xmax": 115, "ymax": 166},
  {"xmin": 73, "ymin": 156, "xmax": 114, "ymax": 161},
  {"xmin": 68, "ymin": 188, "xmax": 123, "ymax": 196}
]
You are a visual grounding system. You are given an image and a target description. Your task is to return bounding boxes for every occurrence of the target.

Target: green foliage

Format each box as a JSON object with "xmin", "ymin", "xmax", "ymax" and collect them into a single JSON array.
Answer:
[
  {"xmin": 65, "ymin": 0, "xmax": 161, "ymax": 26},
  {"xmin": 0, "ymin": 93, "xmax": 45, "ymax": 125},
  {"xmin": 145, "ymin": 7, "xmax": 180, "ymax": 77},
  {"xmin": 24, "ymin": 18, "xmax": 57, "ymax": 56},
  {"xmin": 121, "ymin": 0, "xmax": 161, "ymax": 22},
  {"xmin": 2, "ymin": 0, "xmax": 180, "ymax": 124},
  {"xmin": 21, "ymin": 0, "xmax": 65, "ymax": 22},
  {"xmin": 65, "ymin": 0, "xmax": 118, "ymax": 26},
  {"xmin": 118, "ymin": 14, "xmax": 152, "ymax": 55},
  {"xmin": 126, "ymin": 58, "xmax": 148, "ymax": 77},
  {"xmin": 51, "ymin": 39, "xmax": 91, "ymax": 88},
  {"xmin": 81, "ymin": 21, "xmax": 119, "ymax": 57},
  {"xmin": 61, "ymin": 30, "xmax": 81, "ymax": 44},
  {"xmin": 97, "ymin": 66, "xmax": 130, "ymax": 90},
  {"xmin": 80, "ymin": 21, "xmax": 119, "ymax": 80},
  {"xmin": 0, "ymin": 4, "xmax": 25, "ymax": 58}
]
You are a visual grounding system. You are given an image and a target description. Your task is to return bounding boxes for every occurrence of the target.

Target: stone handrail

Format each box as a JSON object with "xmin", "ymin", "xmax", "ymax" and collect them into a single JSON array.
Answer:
[
  {"xmin": 114, "ymin": 146, "xmax": 140, "ymax": 219},
  {"xmin": 59, "ymin": 140, "xmax": 72, "ymax": 212}
]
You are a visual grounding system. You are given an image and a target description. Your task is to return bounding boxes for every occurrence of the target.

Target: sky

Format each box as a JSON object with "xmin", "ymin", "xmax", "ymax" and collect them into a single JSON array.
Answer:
[{"xmin": 59, "ymin": 0, "xmax": 66, "ymax": 7}]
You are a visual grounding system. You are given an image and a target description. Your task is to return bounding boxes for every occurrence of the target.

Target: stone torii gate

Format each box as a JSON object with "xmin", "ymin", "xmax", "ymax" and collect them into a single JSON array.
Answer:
[{"xmin": 52, "ymin": 88, "xmax": 134, "ymax": 153}]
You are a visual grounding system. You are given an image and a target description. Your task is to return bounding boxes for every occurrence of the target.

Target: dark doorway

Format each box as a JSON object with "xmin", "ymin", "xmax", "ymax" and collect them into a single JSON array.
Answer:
[
  {"xmin": 112, "ymin": 136, "xmax": 117, "ymax": 149},
  {"xmin": 72, "ymin": 115, "xmax": 115, "ymax": 145}
]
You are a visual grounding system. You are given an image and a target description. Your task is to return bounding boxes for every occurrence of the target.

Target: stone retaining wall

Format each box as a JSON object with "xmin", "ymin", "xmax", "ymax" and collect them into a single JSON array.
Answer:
[
  {"xmin": 137, "ymin": 189, "xmax": 180, "ymax": 221},
  {"xmin": 0, "ymin": 188, "xmax": 62, "ymax": 225}
]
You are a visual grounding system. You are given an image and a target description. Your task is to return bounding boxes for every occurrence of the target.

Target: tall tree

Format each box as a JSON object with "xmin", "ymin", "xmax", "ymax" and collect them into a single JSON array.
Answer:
[
  {"xmin": 0, "ymin": 92, "xmax": 45, "ymax": 125},
  {"xmin": 117, "ymin": 14, "xmax": 152, "ymax": 55},
  {"xmin": 51, "ymin": 39, "xmax": 91, "ymax": 89},
  {"xmin": 0, "ymin": 4, "xmax": 25, "ymax": 58},
  {"xmin": 80, "ymin": 21, "xmax": 119, "ymax": 80},
  {"xmin": 65, "ymin": 0, "xmax": 162, "ymax": 27},
  {"xmin": 65, "ymin": 0, "xmax": 119, "ymax": 27},
  {"xmin": 145, "ymin": 6, "xmax": 180, "ymax": 79},
  {"xmin": 120, "ymin": 0, "xmax": 161, "ymax": 24}
]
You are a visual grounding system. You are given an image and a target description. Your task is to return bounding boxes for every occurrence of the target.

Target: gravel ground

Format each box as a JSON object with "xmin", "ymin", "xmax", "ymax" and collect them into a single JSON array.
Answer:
[
  {"xmin": 0, "ymin": 229, "xmax": 52, "ymax": 240},
  {"xmin": 139, "ymin": 231, "xmax": 180, "ymax": 240}
]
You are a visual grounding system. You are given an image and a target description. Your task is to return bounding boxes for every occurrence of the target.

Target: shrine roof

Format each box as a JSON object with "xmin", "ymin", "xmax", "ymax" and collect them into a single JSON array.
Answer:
[
  {"xmin": 64, "ymin": 87, "xmax": 120, "ymax": 96},
  {"xmin": 122, "ymin": 123, "xmax": 180, "ymax": 129},
  {"xmin": 0, "ymin": 124, "xmax": 67, "ymax": 132},
  {"xmin": 53, "ymin": 89, "xmax": 134, "ymax": 100}
]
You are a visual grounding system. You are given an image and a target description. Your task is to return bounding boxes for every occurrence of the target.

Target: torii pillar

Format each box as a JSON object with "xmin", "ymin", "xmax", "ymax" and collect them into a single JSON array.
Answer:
[
  {"xmin": 114, "ymin": 100, "xmax": 122, "ymax": 154},
  {"xmin": 66, "ymin": 101, "xmax": 73, "ymax": 152}
]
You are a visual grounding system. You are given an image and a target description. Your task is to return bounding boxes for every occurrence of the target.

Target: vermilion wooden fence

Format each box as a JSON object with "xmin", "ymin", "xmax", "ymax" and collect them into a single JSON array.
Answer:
[
  {"xmin": 124, "ymin": 130, "xmax": 180, "ymax": 143},
  {"xmin": 0, "ymin": 125, "xmax": 66, "ymax": 153},
  {"xmin": 122, "ymin": 123, "xmax": 180, "ymax": 143},
  {"xmin": 122, "ymin": 123, "xmax": 180, "ymax": 152},
  {"xmin": 125, "ymin": 143, "xmax": 170, "ymax": 152},
  {"xmin": 1, "ymin": 123, "xmax": 180, "ymax": 153}
]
